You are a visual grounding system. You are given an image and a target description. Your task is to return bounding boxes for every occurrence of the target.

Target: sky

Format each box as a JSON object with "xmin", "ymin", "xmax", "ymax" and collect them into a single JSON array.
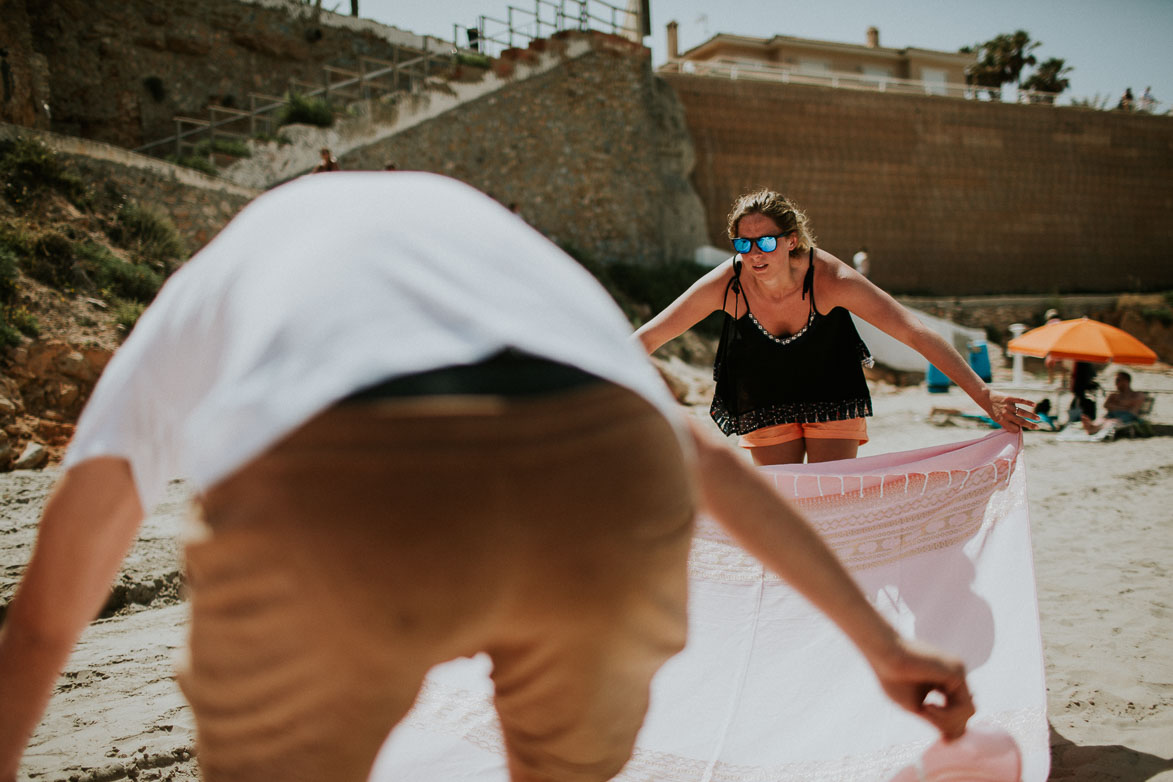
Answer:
[{"xmin": 353, "ymin": 0, "xmax": 1173, "ymax": 110}]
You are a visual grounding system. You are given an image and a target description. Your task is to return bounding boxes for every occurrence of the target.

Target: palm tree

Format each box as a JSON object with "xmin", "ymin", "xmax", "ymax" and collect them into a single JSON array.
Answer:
[
  {"xmin": 962, "ymin": 30, "xmax": 1039, "ymax": 100},
  {"xmin": 1021, "ymin": 58, "xmax": 1072, "ymax": 104}
]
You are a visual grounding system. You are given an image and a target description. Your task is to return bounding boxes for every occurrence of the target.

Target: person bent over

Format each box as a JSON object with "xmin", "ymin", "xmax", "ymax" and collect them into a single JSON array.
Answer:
[{"xmin": 0, "ymin": 173, "xmax": 973, "ymax": 782}]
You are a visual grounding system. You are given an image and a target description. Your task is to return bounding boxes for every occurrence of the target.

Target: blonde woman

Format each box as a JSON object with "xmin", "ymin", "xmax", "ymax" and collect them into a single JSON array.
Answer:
[{"xmin": 636, "ymin": 189, "xmax": 1036, "ymax": 464}]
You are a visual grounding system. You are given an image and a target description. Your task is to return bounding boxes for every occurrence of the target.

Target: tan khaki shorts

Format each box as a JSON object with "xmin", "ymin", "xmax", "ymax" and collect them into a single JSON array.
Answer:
[
  {"xmin": 737, "ymin": 417, "xmax": 869, "ymax": 448},
  {"xmin": 178, "ymin": 382, "xmax": 695, "ymax": 782}
]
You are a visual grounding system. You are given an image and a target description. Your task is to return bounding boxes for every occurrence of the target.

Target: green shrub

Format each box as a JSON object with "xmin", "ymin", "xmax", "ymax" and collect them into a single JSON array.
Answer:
[
  {"xmin": 76, "ymin": 242, "xmax": 164, "ymax": 303},
  {"xmin": 279, "ymin": 92, "xmax": 335, "ymax": 127},
  {"xmin": 0, "ymin": 218, "xmax": 35, "ymax": 257},
  {"xmin": 0, "ymin": 135, "xmax": 90, "ymax": 211},
  {"xmin": 4, "ymin": 305, "xmax": 39, "ymax": 336},
  {"xmin": 113, "ymin": 300, "xmax": 147, "ymax": 332},
  {"xmin": 560, "ymin": 246, "xmax": 723, "ymax": 338},
  {"xmin": 0, "ymin": 321, "xmax": 21, "ymax": 348},
  {"xmin": 18, "ymin": 228, "xmax": 77, "ymax": 289},
  {"xmin": 1140, "ymin": 306, "xmax": 1173, "ymax": 326},
  {"xmin": 192, "ymin": 138, "xmax": 252, "ymax": 159},
  {"xmin": 164, "ymin": 153, "xmax": 219, "ymax": 176},
  {"xmin": 0, "ymin": 245, "xmax": 18, "ymax": 304},
  {"xmin": 112, "ymin": 201, "xmax": 186, "ymax": 263},
  {"xmin": 455, "ymin": 52, "xmax": 491, "ymax": 69},
  {"xmin": 252, "ymin": 131, "xmax": 292, "ymax": 146}
]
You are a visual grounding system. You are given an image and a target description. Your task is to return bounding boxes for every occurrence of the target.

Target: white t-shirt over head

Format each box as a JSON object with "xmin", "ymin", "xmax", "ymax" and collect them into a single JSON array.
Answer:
[{"xmin": 64, "ymin": 172, "xmax": 682, "ymax": 509}]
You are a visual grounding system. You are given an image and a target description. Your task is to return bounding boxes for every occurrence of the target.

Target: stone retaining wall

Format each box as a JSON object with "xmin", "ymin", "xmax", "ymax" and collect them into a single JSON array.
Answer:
[{"xmin": 664, "ymin": 73, "xmax": 1173, "ymax": 295}]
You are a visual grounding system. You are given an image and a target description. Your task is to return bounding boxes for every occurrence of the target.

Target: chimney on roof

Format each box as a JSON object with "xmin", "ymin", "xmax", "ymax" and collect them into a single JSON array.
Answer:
[
  {"xmin": 667, "ymin": 20, "xmax": 679, "ymax": 59},
  {"xmin": 866, "ymin": 26, "xmax": 879, "ymax": 48}
]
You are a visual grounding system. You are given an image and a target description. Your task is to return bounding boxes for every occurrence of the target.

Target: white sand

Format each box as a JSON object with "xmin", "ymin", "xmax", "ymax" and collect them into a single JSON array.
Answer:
[{"xmin": 5, "ymin": 365, "xmax": 1172, "ymax": 781}]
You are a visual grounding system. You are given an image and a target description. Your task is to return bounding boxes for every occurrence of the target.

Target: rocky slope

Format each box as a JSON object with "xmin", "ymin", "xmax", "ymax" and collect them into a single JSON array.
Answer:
[{"xmin": 1, "ymin": 135, "xmax": 184, "ymax": 470}]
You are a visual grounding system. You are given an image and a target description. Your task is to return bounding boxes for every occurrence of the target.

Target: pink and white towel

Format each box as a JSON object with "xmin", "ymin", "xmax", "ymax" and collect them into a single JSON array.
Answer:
[{"xmin": 370, "ymin": 432, "xmax": 1049, "ymax": 781}]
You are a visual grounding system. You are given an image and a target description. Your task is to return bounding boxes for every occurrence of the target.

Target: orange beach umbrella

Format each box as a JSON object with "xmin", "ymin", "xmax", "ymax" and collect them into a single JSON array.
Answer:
[{"xmin": 1007, "ymin": 317, "xmax": 1157, "ymax": 365}]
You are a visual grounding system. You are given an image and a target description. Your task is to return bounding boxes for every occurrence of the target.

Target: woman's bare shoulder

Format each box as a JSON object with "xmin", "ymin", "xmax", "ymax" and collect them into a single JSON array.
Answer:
[{"xmin": 810, "ymin": 248, "xmax": 857, "ymax": 288}]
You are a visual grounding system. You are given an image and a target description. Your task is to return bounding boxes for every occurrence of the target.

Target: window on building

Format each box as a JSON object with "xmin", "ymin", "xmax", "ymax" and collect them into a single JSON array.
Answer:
[
  {"xmin": 862, "ymin": 65, "xmax": 892, "ymax": 89},
  {"xmin": 921, "ymin": 67, "xmax": 947, "ymax": 95},
  {"xmin": 798, "ymin": 58, "xmax": 831, "ymax": 75}
]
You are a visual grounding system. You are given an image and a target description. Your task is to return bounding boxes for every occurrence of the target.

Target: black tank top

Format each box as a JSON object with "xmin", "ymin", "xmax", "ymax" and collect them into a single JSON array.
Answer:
[{"xmin": 710, "ymin": 250, "xmax": 874, "ymax": 436}]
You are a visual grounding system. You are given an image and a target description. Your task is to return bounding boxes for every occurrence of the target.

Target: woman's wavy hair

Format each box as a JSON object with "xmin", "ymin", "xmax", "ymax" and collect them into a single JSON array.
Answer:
[{"xmin": 726, "ymin": 189, "xmax": 816, "ymax": 255}]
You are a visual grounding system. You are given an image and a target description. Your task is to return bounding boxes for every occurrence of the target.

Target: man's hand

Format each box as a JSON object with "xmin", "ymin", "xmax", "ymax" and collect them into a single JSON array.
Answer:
[
  {"xmin": 687, "ymin": 420, "xmax": 975, "ymax": 740},
  {"xmin": 870, "ymin": 637, "xmax": 974, "ymax": 740}
]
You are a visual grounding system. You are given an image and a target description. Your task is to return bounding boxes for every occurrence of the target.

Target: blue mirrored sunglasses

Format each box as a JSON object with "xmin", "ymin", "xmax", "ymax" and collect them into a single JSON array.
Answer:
[{"xmin": 733, "ymin": 232, "xmax": 790, "ymax": 254}]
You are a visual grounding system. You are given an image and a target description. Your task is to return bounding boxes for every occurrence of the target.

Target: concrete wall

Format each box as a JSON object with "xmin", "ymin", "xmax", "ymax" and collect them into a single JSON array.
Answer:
[{"xmin": 662, "ymin": 73, "xmax": 1173, "ymax": 295}]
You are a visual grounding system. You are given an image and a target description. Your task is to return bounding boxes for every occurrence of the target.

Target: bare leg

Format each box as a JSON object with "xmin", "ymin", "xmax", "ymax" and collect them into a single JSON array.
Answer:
[
  {"xmin": 750, "ymin": 439, "xmax": 807, "ymax": 465},
  {"xmin": 804, "ymin": 438, "xmax": 860, "ymax": 463}
]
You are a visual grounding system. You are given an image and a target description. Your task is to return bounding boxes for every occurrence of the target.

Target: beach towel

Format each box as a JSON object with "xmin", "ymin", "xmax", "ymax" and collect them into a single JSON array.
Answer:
[{"xmin": 368, "ymin": 431, "xmax": 1049, "ymax": 782}]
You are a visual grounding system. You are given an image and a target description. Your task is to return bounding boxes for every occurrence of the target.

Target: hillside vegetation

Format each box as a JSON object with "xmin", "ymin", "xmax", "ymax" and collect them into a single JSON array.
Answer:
[{"xmin": 0, "ymin": 136, "xmax": 187, "ymax": 348}]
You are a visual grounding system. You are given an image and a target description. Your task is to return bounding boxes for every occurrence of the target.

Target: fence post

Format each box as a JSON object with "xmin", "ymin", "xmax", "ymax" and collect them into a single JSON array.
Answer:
[
  {"xmin": 508, "ymin": 7, "xmax": 514, "ymax": 48},
  {"xmin": 206, "ymin": 107, "xmax": 215, "ymax": 158}
]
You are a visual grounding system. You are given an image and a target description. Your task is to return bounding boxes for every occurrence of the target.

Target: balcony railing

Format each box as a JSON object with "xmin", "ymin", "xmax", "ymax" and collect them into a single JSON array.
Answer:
[
  {"xmin": 453, "ymin": 0, "xmax": 641, "ymax": 59},
  {"xmin": 658, "ymin": 58, "xmax": 1061, "ymax": 105}
]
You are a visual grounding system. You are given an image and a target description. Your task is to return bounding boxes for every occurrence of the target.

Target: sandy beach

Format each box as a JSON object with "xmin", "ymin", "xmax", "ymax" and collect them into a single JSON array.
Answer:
[{"xmin": 4, "ymin": 363, "xmax": 1172, "ymax": 782}]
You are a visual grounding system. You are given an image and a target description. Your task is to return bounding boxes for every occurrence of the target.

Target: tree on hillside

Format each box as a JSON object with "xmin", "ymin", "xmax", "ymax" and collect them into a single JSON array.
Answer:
[
  {"xmin": 1021, "ymin": 57, "xmax": 1072, "ymax": 103},
  {"xmin": 960, "ymin": 30, "xmax": 1039, "ymax": 100}
]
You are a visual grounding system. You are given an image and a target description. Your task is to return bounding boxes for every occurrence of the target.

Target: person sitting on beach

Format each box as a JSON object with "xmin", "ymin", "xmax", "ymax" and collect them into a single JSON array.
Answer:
[
  {"xmin": 1069, "ymin": 360, "xmax": 1100, "ymax": 424},
  {"xmin": 0, "ymin": 172, "xmax": 975, "ymax": 782},
  {"xmin": 1082, "ymin": 370, "xmax": 1147, "ymax": 434},
  {"xmin": 634, "ymin": 188, "xmax": 1037, "ymax": 465}
]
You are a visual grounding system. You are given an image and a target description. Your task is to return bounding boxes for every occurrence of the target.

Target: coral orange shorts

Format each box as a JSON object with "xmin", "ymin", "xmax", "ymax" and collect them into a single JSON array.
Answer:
[{"xmin": 738, "ymin": 417, "xmax": 869, "ymax": 448}]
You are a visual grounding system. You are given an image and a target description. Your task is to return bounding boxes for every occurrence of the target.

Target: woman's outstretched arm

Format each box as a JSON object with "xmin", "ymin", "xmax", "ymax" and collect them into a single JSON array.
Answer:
[
  {"xmin": 633, "ymin": 261, "xmax": 732, "ymax": 354},
  {"xmin": 823, "ymin": 260, "xmax": 1037, "ymax": 432}
]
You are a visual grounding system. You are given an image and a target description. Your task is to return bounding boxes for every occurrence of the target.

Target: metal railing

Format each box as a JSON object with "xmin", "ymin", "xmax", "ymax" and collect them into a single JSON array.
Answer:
[
  {"xmin": 659, "ymin": 58, "xmax": 1061, "ymax": 105},
  {"xmin": 136, "ymin": 41, "xmax": 453, "ymax": 160},
  {"xmin": 453, "ymin": 0, "xmax": 640, "ymax": 59}
]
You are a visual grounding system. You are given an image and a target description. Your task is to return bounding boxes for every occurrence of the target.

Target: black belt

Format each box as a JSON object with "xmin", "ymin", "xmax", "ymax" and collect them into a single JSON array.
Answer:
[{"xmin": 343, "ymin": 350, "xmax": 603, "ymax": 401}]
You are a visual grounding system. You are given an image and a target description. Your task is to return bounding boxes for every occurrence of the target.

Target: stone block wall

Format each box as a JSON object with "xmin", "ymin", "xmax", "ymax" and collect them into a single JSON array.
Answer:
[
  {"xmin": 17, "ymin": 0, "xmax": 440, "ymax": 150},
  {"xmin": 0, "ymin": 0, "xmax": 51, "ymax": 131},
  {"xmin": 342, "ymin": 34, "xmax": 708, "ymax": 266},
  {"xmin": 662, "ymin": 73, "xmax": 1173, "ymax": 295}
]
